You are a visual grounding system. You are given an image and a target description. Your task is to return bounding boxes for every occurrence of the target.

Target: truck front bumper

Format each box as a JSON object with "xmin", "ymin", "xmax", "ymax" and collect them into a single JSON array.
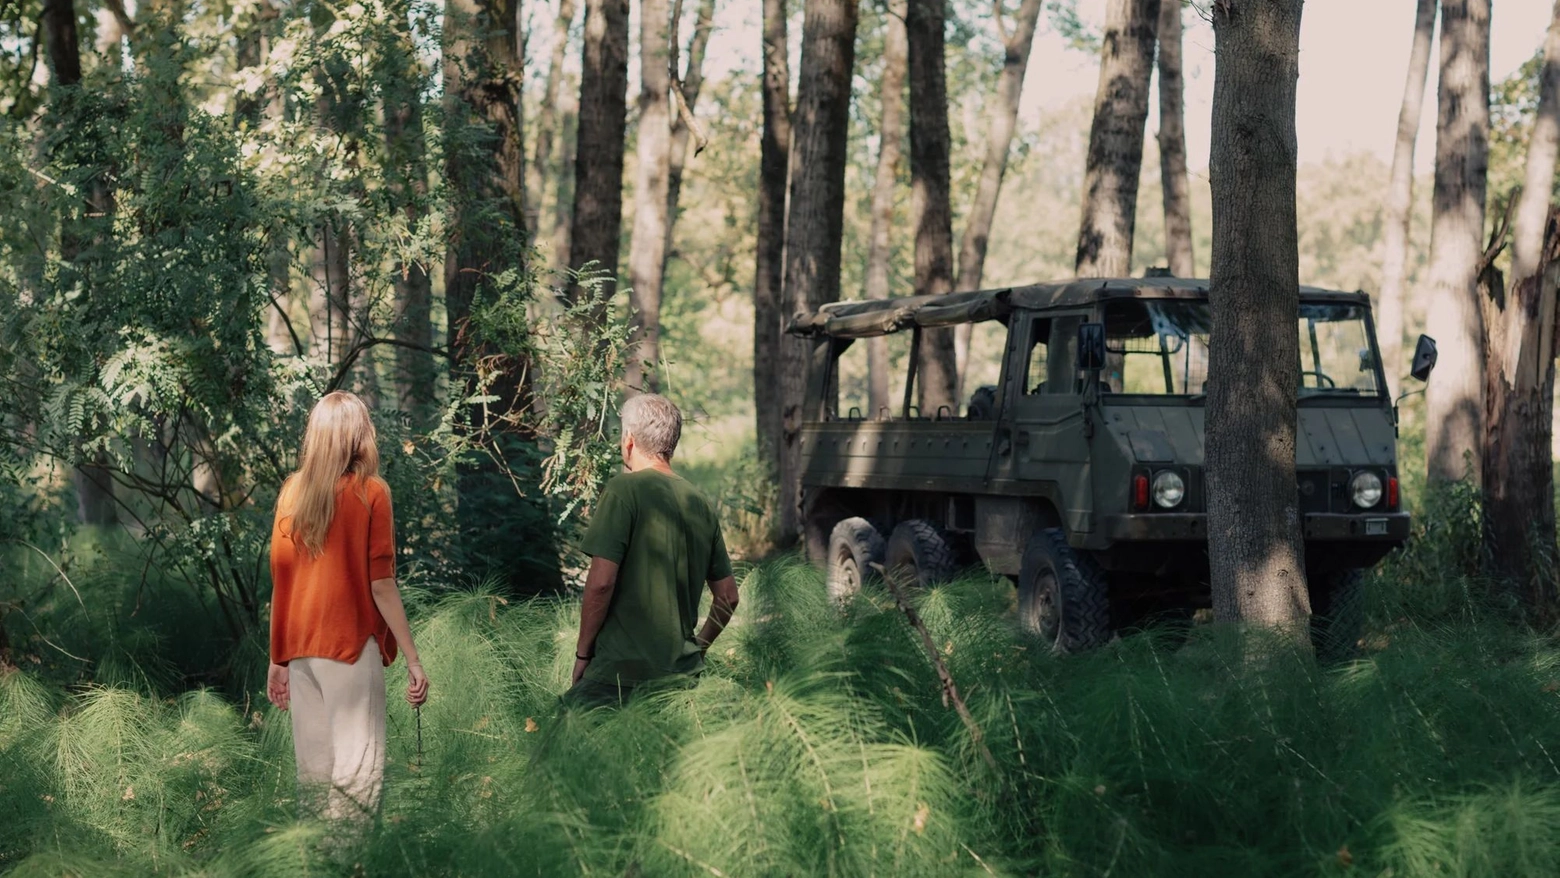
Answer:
[{"xmin": 1101, "ymin": 511, "xmax": 1411, "ymax": 543}]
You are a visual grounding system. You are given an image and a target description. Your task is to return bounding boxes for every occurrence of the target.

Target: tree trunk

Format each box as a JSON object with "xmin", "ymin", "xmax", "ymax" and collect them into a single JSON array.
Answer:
[
  {"xmin": 569, "ymin": 0, "xmax": 630, "ymax": 313},
  {"xmin": 313, "ymin": 218, "xmax": 353, "ymax": 366},
  {"xmin": 384, "ymin": 0, "xmax": 435, "ymax": 418},
  {"xmin": 551, "ymin": 100, "xmax": 578, "ymax": 269},
  {"xmin": 45, "ymin": 0, "xmax": 118, "ymax": 525},
  {"xmin": 624, "ymin": 0, "xmax": 673, "ymax": 394},
  {"xmin": 529, "ymin": 0, "xmax": 577, "ymax": 239},
  {"xmin": 1156, "ymin": 0, "xmax": 1194, "ymax": 279},
  {"xmin": 1205, "ymin": 0, "xmax": 1309, "ymax": 631},
  {"xmin": 665, "ymin": 0, "xmax": 717, "ymax": 263},
  {"xmin": 864, "ymin": 0, "xmax": 908, "ymax": 416},
  {"xmin": 443, "ymin": 0, "xmax": 526, "ymax": 372},
  {"xmin": 755, "ymin": 0, "xmax": 791, "ymax": 489},
  {"xmin": 1423, "ymin": 0, "xmax": 1490, "ymax": 486},
  {"xmin": 907, "ymin": 0, "xmax": 957, "ymax": 416},
  {"xmin": 1481, "ymin": 0, "xmax": 1560, "ymax": 616},
  {"xmin": 778, "ymin": 0, "xmax": 856, "ymax": 541},
  {"xmin": 1378, "ymin": 0, "xmax": 1437, "ymax": 400},
  {"xmin": 951, "ymin": 0, "xmax": 1044, "ymax": 400},
  {"xmin": 1075, "ymin": 0, "xmax": 1159, "ymax": 278}
]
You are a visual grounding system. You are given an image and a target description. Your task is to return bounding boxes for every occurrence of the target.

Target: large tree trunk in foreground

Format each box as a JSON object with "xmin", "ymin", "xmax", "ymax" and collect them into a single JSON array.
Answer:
[
  {"xmin": 952, "ymin": 0, "xmax": 1043, "ymax": 398},
  {"xmin": 755, "ymin": 0, "xmax": 791, "ymax": 491},
  {"xmin": 624, "ymin": 0, "xmax": 673, "ymax": 393},
  {"xmin": 907, "ymin": 0, "xmax": 957, "ymax": 416},
  {"xmin": 1206, "ymin": 0, "xmax": 1309, "ymax": 630},
  {"xmin": 665, "ymin": 0, "xmax": 717, "ymax": 260},
  {"xmin": 384, "ymin": 0, "xmax": 435, "ymax": 418},
  {"xmin": 569, "ymin": 0, "xmax": 630, "ymax": 312},
  {"xmin": 864, "ymin": 0, "xmax": 909, "ymax": 417},
  {"xmin": 1481, "ymin": 0, "xmax": 1560, "ymax": 617},
  {"xmin": 778, "ymin": 0, "xmax": 857, "ymax": 542},
  {"xmin": 1378, "ymin": 0, "xmax": 1437, "ymax": 400},
  {"xmin": 529, "ymin": 0, "xmax": 577, "ymax": 239},
  {"xmin": 1156, "ymin": 0, "xmax": 1194, "ymax": 279},
  {"xmin": 1423, "ymin": 0, "xmax": 1490, "ymax": 486},
  {"xmin": 45, "ymin": 0, "xmax": 117, "ymax": 525},
  {"xmin": 1075, "ymin": 0, "xmax": 1159, "ymax": 278}
]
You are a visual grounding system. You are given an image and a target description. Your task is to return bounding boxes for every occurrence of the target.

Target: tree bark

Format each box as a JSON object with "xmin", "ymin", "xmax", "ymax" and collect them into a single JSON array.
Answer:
[
  {"xmin": 755, "ymin": 0, "xmax": 791, "ymax": 490},
  {"xmin": 1156, "ymin": 0, "xmax": 1194, "ymax": 279},
  {"xmin": 1480, "ymin": 0, "xmax": 1560, "ymax": 616},
  {"xmin": 1075, "ymin": 0, "xmax": 1159, "ymax": 278},
  {"xmin": 1378, "ymin": 0, "xmax": 1437, "ymax": 400},
  {"xmin": 529, "ymin": 0, "xmax": 577, "ymax": 239},
  {"xmin": 778, "ymin": 0, "xmax": 856, "ymax": 541},
  {"xmin": 624, "ymin": 0, "xmax": 673, "ymax": 394},
  {"xmin": 864, "ymin": 0, "xmax": 908, "ymax": 417},
  {"xmin": 44, "ymin": 0, "xmax": 117, "ymax": 525},
  {"xmin": 665, "ymin": 0, "xmax": 717, "ymax": 262},
  {"xmin": 907, "ymin": 0, "xmax": 957, "ymax": 415},
  {"xmin": 569, "ymin": 0, "xmax": 630, "ymax": 313},
  {"xmin": 384, "ymin": 0, "xmax": 435, "ymax": 418},
  {"xmin": 1423, "ymin": 0, "xmax": 1490, "ymax": 486},
  {"xmin": 952, "ymin": 0, "xmax": 1044, "ymax": 400},
  {"xmin": 1205, "ymin": 0, "xmax": 1309, "ymax": 631}
]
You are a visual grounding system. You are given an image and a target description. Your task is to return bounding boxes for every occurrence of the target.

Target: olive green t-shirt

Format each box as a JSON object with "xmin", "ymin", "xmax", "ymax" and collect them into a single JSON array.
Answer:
[{"xmin": 579, "ymin": 469, "xmax": 733, "ymax": 686}]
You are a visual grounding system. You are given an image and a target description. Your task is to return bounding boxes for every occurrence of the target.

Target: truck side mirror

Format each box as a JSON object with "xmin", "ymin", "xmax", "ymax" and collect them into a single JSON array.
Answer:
[
  {"xmin": 1077, "ymin": 323, "xmax": 1106, "ymax": 371},
  {"xmin": 1410, "ymin": 334, "xmax": 1437, "ymax": 381}
]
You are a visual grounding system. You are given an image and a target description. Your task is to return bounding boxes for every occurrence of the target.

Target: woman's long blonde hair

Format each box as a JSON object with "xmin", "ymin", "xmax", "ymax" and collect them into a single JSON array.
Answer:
[{"xmin": 280, "ymin": 391, "xmax": 381, "ymax": 556}]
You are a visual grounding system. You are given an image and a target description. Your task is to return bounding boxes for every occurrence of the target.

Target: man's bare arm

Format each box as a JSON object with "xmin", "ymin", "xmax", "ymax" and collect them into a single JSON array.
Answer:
[
  {"xmin": 695, "ymin": 575, "xmax": 740, "ymax": 651},
  {"xmin": 575, "ymin": 556, "xmax": 620, "ymax": 660}
]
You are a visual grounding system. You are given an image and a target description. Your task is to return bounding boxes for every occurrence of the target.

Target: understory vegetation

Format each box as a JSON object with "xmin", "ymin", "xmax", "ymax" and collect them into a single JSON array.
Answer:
[{"xmin": 5, "ymin": 515, "xmax": 1560, "ymax": 877}]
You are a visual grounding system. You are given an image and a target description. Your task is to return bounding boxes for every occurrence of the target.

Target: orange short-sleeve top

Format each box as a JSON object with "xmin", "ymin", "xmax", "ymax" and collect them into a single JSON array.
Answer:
[{"xmin": 269, "ymin": 474, "xmax": 398, "ymax": 667}]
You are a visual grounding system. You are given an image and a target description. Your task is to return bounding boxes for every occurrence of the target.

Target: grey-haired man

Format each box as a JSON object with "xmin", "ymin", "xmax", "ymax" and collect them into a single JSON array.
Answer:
[{"xmin": 566, "ymin": 394, "xmax": 740, "ymax": 707}]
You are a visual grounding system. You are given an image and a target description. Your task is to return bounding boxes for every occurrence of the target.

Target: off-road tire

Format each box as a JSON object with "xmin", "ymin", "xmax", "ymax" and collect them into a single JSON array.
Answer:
[
  {"xmin": 1017, "ymin": 528, "xmax": 1112, "ymax": 653},
  {"xmin": 884, "ymin": 519, "xmax": 958, "ymax": 587},
  {"xmin": 1310, "ymin": 569, "xmax": 1366, "ymax": 661},
  {"xmin": 827, "ymin": 517, "xmax": 885, "ymax": 602}
]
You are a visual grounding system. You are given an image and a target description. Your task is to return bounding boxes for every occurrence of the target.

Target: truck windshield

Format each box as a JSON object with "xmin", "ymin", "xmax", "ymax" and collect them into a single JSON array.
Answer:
[{"xmin": 1101, "ymin": 300, "xmax": 1382, "ymax": 399}]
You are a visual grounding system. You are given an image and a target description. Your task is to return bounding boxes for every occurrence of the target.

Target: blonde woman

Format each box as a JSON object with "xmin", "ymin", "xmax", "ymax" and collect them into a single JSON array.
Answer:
[{"xmin": 265, "ymin": 391, "xmax": 430, "ymax": 823}]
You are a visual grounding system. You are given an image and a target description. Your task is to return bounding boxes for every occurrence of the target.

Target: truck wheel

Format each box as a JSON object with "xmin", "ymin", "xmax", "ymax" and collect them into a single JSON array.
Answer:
[
  {"xmin": 1018, "ymin": 528, "xmax": 1112, "ymax": 653},
  {"xmin": 827, "ymin": 517, "xmax": 884, "ymax": 602},
  {"xmin": 884, "ymin": 519, "xmax": 958, "ymax": 587},
  {"xmin": 1310, "ymin": 569, "xmax": 1366, "ymax": 661}
]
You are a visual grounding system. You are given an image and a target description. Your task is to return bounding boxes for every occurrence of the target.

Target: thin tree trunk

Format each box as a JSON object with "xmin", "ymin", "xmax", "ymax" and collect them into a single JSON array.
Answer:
[
  {"xmin": 864, "ymin": 0, "xmax": 908, "ymax": 416},
  {"xmin": 529, "ymin": 0, "xmax": 577, "ymax": 239},
  {"xmin": 907, "ymin": 0, "xmax": 956, "ymax": 416},
  {"xmin": 1423, "ymin": 0, "xmax": 1490, "ymax": 486},
  {"xmin": 1205, "ymin": 0, "xmax": 1309, "ymax": 632},
  {"xmin": 1481, "ymin": 0, "xmax": 1560, "ymax": 616},
  {"xmin": 778, "ymin": 0, "xmax": 856, "ymax": 542},
  {"xmin": 551, "ymin": 100, "xmax": 578, "ymax": 269},
  {"xmin": 569, "ymin": 0, "xmax": 630, "ymax": 313},
  {"xmin": 664, "ymin": 0, "xmax": 717, "ymax": 263},
  {"xmin": 952, "ymin": 0, "xmax": 1043, "ymax": 400},
  {"xmin": 755, "ymin": 0, "xmax": 791, "ymax": 488},
  {"xmin": 1156, "ymin": 0, "xmax": 1194, "ymax": 279},
  {"xmin": 624, "ymin": 0, "xmax": 673, "ymax": 393},
  {"xmin": 1378, "ymin": 0, "xmax": 1437, "ymax": 400},
  {"xmin": 1075, "ymin": 0, "xmax": 1159, "ymax": 278},
  {"xmin": 384, "ymin": 0, "xmax": 435, "ymax": 418}
]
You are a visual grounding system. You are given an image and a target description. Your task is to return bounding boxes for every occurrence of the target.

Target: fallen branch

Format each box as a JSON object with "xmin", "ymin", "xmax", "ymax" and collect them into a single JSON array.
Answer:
[{"xmin": 871, "ymin": 562, "xmax": 998, "ymax": 772}]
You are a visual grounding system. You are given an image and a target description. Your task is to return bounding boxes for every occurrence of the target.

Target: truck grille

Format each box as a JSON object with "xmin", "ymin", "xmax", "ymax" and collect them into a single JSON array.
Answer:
[{"xmin": 1297, "ymin": 468, "xmax": 1346, "ymax": 514}]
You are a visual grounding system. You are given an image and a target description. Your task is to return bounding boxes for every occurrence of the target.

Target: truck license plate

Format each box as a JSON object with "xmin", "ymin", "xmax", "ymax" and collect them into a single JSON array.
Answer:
[{"xmin": 1365, "ymin": 519, "xmax": 1388, "ymax": 536}]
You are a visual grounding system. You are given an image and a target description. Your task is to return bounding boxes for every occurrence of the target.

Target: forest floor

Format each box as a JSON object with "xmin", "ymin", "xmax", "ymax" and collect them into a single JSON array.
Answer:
[{"xmin": 5, "ymin": 544, "xmax": 1560, "ymax": 877}]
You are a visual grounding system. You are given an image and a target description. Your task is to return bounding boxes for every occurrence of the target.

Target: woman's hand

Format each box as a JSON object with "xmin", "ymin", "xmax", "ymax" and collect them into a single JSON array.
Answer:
[
  {"xmin": 405, "ymin": 661, "xmax": 429, "ymax": 706},
  {"xmin": 266, "ymin": 663, "xmax": 290, "ymax": 711}
]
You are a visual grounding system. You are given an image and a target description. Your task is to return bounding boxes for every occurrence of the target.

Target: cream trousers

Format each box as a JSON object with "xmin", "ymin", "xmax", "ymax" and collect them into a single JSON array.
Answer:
[{"xmin": 289, "ymin": 636, "xmax": 386, "ymax": 824}]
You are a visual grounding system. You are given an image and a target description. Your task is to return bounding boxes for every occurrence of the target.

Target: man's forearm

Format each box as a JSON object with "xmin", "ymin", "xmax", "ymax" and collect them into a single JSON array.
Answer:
[
  {"xmin": 696, "ymin": 576, "xmax": 740, "ymax": 650},
  {"xmin": 576, "ymin": 557, "xmax": 619, "ymax": 656}
]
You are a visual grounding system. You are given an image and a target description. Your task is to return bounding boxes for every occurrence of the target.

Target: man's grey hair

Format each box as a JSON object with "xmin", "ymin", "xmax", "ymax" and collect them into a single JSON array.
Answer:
[{"xmin": 620, "ymin": 393, "xmax": 682, "ymax": 460}]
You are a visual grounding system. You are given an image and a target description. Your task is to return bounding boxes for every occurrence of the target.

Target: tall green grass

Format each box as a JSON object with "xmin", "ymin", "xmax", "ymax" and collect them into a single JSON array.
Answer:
[{"xmin": 5, "ymin": 555, "xmax": 1560, "ymax": 876}]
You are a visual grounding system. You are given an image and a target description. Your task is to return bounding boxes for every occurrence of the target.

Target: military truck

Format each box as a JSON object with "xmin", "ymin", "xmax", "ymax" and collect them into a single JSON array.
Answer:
[{"xmin": 788, "ymin": 277, "xmax": 1437, "ymax": 654}]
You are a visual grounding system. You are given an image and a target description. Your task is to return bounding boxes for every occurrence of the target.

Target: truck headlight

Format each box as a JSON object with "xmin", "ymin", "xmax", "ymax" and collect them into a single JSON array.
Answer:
[
  {"xmin": 1152, "ymin": 471, "xmax": 1185, "ymax": 509},
  {"xmin": 1350, "ymin": 471, "xmax": 1383, "ymax": 508}
]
